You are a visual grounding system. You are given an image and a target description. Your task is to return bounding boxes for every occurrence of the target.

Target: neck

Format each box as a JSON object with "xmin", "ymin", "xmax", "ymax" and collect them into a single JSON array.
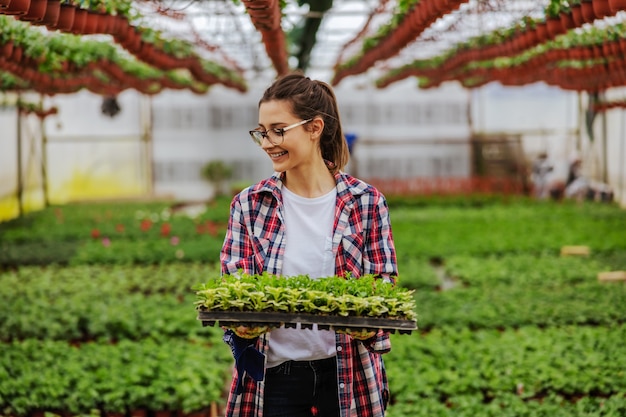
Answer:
[{"xmin": 283, "ymin": 161, "xmax": 336, "ymax": 198}]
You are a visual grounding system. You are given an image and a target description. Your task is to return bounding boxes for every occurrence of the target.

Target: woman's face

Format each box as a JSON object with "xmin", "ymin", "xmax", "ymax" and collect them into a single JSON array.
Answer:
[{"xmin": 256, "ymin": 100, "xmax": 320, "ymax": 173}]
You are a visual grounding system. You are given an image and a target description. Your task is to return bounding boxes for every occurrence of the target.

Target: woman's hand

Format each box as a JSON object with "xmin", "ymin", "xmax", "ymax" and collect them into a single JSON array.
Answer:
[
  {"xmin": 228, "ymin": 325, "xmax": 270, "ymax": 339},
  {"xmin": 338, "ymin": 328, "xmax": 377, "ymax": 341}
]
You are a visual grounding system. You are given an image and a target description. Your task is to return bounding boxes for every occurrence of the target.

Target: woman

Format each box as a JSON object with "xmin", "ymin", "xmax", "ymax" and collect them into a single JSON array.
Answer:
[{"xmin": 220, "ymin": 72, "xmax": 398, "ymax": 417}]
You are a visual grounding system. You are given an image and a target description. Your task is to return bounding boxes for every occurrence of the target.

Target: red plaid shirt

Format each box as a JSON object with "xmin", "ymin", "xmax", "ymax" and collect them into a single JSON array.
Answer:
[{"xmin": 220, "ymin": 171, "xmax": 398, "ymax": 417}]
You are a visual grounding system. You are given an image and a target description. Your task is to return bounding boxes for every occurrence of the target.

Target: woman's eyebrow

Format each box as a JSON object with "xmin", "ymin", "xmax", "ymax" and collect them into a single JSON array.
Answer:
[{"xmin": 258, "ymin": 122, "xmax": 285, "ymax": 129}]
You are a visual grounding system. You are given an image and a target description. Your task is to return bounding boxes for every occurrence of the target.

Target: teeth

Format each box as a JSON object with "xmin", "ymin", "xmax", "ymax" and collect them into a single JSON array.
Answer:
[{"xmin": 270, "ymin": 151, "xmax": 287, "ymax": 158}]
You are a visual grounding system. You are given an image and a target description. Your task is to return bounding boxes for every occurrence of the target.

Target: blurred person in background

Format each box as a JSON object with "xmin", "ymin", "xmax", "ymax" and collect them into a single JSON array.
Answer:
[
  {"xmin": 564, "ymin": 156, "xmax": 588, "ymax": 200},
  {"xmin": 531, "ymin": 152, "xmax": 553, "ymax": 199}
]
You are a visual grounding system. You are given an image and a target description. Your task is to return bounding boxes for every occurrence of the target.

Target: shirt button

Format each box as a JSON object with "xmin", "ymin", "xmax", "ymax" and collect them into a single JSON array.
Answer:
[
  {"xmin": 337, "ymin": 346, "xmax": 342, "ymax": 352},
  {"xmin": 339, "ymin": 382, "xmax": 345, "ymax": 389}
]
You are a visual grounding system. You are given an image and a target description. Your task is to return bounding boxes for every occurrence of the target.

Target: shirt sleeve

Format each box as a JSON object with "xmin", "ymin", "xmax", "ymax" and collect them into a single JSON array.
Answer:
[
  {"xmin": 220, "ymin": 196, "xmax": 256, "ymax": 275},
  {"xmin": 363, "ymin": 192, "xmax": 398, "ymax": 283},
  {"xmin": 360, "ymin": 192, "xmax": 398, "ymax": 354}
]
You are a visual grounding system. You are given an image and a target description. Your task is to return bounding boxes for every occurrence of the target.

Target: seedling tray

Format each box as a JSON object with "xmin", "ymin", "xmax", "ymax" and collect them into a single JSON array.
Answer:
[{"xmin": 197, "ymin": 309, "xmax": 417, "ymax": 334}]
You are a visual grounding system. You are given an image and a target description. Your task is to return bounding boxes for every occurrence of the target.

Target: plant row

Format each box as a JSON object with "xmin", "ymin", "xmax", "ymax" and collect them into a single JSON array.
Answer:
[
  {"xmin": 0, "ymin": 235, "xmax": 225, "ymax": 267},
  {"xmin": 391, "ymin": 201, "xmax": 626, "ymax": 259},
  {"xmin": 0, "ymin": 200, "xmax": 229, "ymax": 267},
  {"xmin": 386, "ymin": 392, "xmax": 626, "ymax": 417},
  {"xmin": 3, "ymin": 198, "xmax": 626, "ymax": 267},
  {"xmin": 2, "ymin": 324, "xmax": 624, "ymax": 417},
  {"xmin": 2, "ymin": 255, "xmax": 624, "ymax": 342},
  {"xmin": 385, "ymin": 324, "xmax": 626, "ymax": 410},
  {"xmin": 0, "ymin": 200, "xmax": 230, "ymax": 243},
  {"xmin": 414, "ymin": 274, "xmax": 626, "ymax": 331},
  {"xmin": 0, "ymin": 338, "xmax": 231, "ymax": 416}
]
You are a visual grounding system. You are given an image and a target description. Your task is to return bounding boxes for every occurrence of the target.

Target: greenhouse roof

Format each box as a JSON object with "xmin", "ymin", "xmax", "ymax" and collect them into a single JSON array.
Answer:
[{"xmin": 146, "ymin": 0, "xmax": 552, "ymax": 86}]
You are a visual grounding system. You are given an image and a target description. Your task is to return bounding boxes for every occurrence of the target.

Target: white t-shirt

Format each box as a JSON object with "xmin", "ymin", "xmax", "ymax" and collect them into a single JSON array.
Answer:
[{"xmin": 266, "ymin": 185, "xmax": 338, "ymax": 368}]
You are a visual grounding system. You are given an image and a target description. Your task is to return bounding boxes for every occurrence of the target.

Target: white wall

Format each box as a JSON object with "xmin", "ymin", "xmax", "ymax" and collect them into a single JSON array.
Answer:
[
  {"xmin": 592, "ymin": 87, "xmax": 626, "ymax": 207},
  {"xmin": 42, "ymin": 89, "xmax": 150, "ymax": 203},
  {"xmin": 2, "ymin": 78, "xmax": 625, "ymax": 222},
  {"xmin": 149, "ymin": 78, "xmax": 472, "ymax": 201},
  {"xmin": 1, "ymin": 101, "xmax": 21, "ymax": 222}
]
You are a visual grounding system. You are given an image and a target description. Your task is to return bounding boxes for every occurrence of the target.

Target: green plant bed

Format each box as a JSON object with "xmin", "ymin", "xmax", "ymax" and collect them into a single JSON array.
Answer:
[
  {"xmin": 406, "ymin": 252, "xmax": 626, "ymax": 331},
  {"xmin": 391, "ymin": 201, "xmax": 626, "ymax": 259},
  {"xmin": 385, "ymin": 325, "xmax": 626, "ymax": 412},
  {"xmin": 0, "ymin": 338, "xmax": 231, "ymax": 416},
  {"xmin": 0, "ymin": 199, "xmax": 232, "ymax": 267},
  {"xmin": 0, "ymin": 264, "xmax": 221, "ymax": 342},
  {"xmin": 194, "ymin": 274, "xmax": 417, "ymax": 333},
  {"xmin": 0, "ymin": 240, "xmax": 80, "ymax": 267},
  {"xmin": 414, "ymin": 279, "xmax": 626, "ymax": 331},
  {"xmin": 69, "ymin": 236, "xmax": 224, "ymax": 265},
  {"xmin": 386, "ymin": 393, "xmax": 626, "ymax": 417},
  {"xmin": 442, "ymin": 253, "xmax": 607, "ymax": 287}
]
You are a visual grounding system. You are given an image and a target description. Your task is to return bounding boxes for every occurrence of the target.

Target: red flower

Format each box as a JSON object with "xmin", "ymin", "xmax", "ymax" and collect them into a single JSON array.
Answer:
[
  {"xmin": 91, "ymin": 229, "xmax": 101, "ymax": 239},
  {"xmin": 160, "ymin": 222, "xmax": 171, "ymax": 237},
  {"xmin": 140, "ymin": 219, "xmax": 152, "ymax": 232},
  {"xmin": 206, "ymin": 220, "xmax": 218, "ymax": 237}
]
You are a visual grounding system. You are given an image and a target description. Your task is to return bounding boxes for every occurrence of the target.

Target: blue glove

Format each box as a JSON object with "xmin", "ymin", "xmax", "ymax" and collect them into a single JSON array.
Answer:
[{"xmin": 223, "ymin": 329, "xmax": 265, "ymax": 394}]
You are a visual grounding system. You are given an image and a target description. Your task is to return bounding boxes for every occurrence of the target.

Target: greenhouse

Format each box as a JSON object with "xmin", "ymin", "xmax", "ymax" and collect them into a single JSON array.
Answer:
[{"xmin": 1, "ymin": 0, "xmax": 626, "ymax": 416}]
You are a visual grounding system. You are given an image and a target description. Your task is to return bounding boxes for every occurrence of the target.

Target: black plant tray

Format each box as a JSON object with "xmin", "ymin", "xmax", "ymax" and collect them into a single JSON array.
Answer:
[{"xmin": 197, "ymin": 309, "xmax": 417, "ymax": 334}]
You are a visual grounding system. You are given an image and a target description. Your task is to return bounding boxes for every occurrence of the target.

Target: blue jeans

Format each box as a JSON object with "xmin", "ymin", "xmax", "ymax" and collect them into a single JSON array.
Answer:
[{"xmin": 263, "ymin": 356, "xmax": 340, "ymax": 417}]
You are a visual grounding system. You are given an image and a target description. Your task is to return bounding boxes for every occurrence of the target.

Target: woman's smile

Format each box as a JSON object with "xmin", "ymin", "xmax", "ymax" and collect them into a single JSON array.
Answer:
[{"xmin": 268, "ymin": 150, "xmax": 288, "ymax": 159}]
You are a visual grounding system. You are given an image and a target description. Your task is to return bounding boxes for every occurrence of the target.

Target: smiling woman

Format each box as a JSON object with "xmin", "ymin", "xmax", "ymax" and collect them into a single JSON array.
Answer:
[{"xmin": 219, "ymin": 72, "xmax": 399, "ymax": 417}]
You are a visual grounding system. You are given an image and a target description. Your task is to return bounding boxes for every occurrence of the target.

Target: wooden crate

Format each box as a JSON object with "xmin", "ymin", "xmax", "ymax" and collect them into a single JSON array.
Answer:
[
  {"xmin": 597, "ymin": 271, "xmax": 626, "ymax": 282},
  {"xmin": 560, "ymin": 245, "xmax": 590, "ymax": 256}
]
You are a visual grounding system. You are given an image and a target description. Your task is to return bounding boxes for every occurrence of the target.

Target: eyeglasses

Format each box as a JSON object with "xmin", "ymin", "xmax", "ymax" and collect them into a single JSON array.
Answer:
[{"xmin": 249, "ymin": 119, "xmax": 313, "ymax": 146}]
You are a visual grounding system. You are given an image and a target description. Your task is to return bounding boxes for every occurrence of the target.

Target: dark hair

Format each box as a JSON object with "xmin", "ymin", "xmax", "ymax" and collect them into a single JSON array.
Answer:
[{"xmin": 259, "ymin": 72, "xmax": 349, "ymax": 174}]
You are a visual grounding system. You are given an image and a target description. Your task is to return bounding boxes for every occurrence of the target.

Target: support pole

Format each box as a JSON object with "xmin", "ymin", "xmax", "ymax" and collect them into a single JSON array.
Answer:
[
  {"xmin": 601, "ymin": 94, "xmax": 608, "ymax": 184},
  {"xmin": 141, "ymin": 94, "xmax": 154, "ymax": 196},
  {"xmin": 16, "ymin": 94, "xmax": 23, "ymax": 217},
  {"xmin": 40, "ymin": 115, "xmax": 49, "ymax": 207},
  {"xmin": 619, "ymin": 111, "xmax": 626, "ymax": 207}
]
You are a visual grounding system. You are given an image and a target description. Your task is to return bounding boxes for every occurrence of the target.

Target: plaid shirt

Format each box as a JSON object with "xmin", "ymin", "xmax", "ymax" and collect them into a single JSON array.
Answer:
[{"xmin": 220, "ymin": 171, "xmax": 398, "ymax": 417}]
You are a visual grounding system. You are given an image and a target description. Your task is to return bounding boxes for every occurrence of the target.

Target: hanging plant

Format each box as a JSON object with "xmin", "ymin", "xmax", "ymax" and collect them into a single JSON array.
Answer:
[
  {"xmin": 332, "ymin": 0, "xmax": 472, "ymax": 85},
  {"xmin": 0, "ymin": 72, "xmax": 30, "ymax": 91},
  {"xmin": 16, "ymin": 99, "xmax": 59, "ymax": 118}
]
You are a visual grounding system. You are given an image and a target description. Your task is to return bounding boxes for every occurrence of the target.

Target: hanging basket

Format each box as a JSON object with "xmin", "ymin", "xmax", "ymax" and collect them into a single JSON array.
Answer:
[
  {"xmin": 581, "ymin": 1, "xmax": 597, "ymax": 23},
  {"xmin": 592, "ymin": 0, "xmax": 613, "ymax": 18},
  {"xmin": 571, "ymin": 4, "xmax": 584, "ymax": 26},
  {"xmin": 18, "ymin": 0, "xmax": 47, "ymax": 21},
  {"xmin": 70, "ymin": 8, "xmax": 87, "ymax": 34},
  {"xmin": 40, "ymin": 0, "xmax": 60, "ymax": 27},
  {"xmin": 608, "ymin": 0, "xmax": 626, "ymax": 13},
  {"xmin": 3, "ymin": 0, "xmax": 31, "ymax": 15},
  {"xmin": 1, "ymin": 41, "xmax": 14, "ymax": 59},
  {"xmin": 559, "ymin": 11, "xmax": 575, "ymax": 30},
  {"xmin": 546, "ymin": 17, "xmax": 565, "ymax": 38},
  {"xmin": 54, "ymin": 3, "xmax": 75, "ymax": 32},
  {"xmin": 81, "ymin": 10, "xmax": 100, "ymax": 34}
]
